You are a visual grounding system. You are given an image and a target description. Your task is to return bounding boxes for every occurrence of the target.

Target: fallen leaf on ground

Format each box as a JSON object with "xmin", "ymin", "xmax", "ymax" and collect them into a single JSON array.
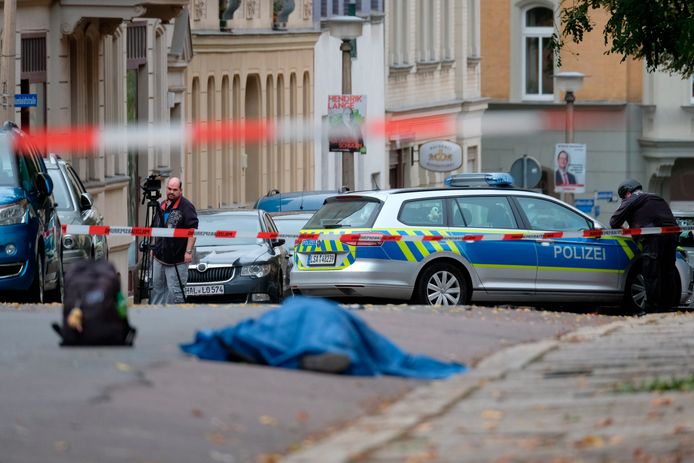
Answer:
[
  {"xmin": 191, "ymin": 409, "xmax": 204, "ymax": 418},
  {"xmin": 481, "ymin": 409, "xmax": 504, "ymax": 420},
  {"xmin": 295, "ymin": 410, "xmax": 309, "ymax": 424},
  {"xmin": 574, "ymin": 434, "xmax": 605, "ymax": 449},
  {"xmin": 115, "ymin": 362, "xmax": 132, "ymax": 372},
  {"xmin": 651, "ymin": 396, "xmax": 673, "ymax": 407},
  {"xmin": 54, "ymin": 441, "xmax": 69, "ymax": 453},
  {"xmin": 259, "ymin": 415, "xmax": 278, "ymax": 427},
  {"xmin": 207, "ymin": 432, "xmax": 227, "ymax": 444},
  {"xmin": 595, "ymin": 417, "xmax": 613, "ymax": 428},
  {"xmin": 256, "ymin": 453, "xmax": 281, "ymax": 463}
]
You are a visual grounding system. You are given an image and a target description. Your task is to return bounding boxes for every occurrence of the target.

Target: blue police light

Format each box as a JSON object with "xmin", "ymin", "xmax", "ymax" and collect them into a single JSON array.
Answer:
[{"xmin": 444, "ymin": 172, "xmax": 515, "ymax": 188}]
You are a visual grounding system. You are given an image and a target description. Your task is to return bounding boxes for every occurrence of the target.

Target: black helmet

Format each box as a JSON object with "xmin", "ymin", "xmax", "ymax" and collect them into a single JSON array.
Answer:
[{"xmin": 617, "ymin": 179, "xmax": 642, "ymax": 199}]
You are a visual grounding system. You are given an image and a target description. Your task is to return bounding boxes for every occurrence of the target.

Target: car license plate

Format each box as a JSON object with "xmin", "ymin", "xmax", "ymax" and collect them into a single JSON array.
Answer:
[
  {"xmin": 184, "ymin": 284, "xmax": 224, "ymax": 296},
  {"xmin": 308, "ymin": 253, "xmax": 336, "ymax": 266}
]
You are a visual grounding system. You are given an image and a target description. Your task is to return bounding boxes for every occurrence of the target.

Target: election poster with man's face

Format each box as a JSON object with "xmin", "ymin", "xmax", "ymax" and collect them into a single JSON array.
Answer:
[{"xmin": 554, "ymin": 143, "xmax": 586, "ymax": 194}]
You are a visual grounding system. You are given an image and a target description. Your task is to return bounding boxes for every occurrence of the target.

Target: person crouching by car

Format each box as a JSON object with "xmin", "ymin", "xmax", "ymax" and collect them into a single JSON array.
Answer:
[
  {"xmin": 150, "ymin": 177, "xmax": 198, "ymax": 304},
  {"xmin": 609, "ymin": 179, "xmax": 678, "ymax": 315}
]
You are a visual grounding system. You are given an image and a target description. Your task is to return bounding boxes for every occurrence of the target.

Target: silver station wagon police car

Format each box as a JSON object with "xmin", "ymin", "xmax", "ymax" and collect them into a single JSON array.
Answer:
[{"xmin": 291, "ymin": 173, "xmax": 693, "ymax": 310}]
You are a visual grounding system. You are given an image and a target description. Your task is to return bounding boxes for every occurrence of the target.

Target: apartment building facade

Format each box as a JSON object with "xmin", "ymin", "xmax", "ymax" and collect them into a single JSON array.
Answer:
[
  {"xmin": 480, "ymin": 0, "xmax": 644, "ymax": 217},
  {"xmin": 184, "ymin": 0, "xmax": 319, "ymax": 209},
  {"xmin": 3, "ymin": 0, "xmax": 191, "ymax": 295},
  {"xmin": 385, "ymin": 0, "xmax": 486, "ymax": 188}
]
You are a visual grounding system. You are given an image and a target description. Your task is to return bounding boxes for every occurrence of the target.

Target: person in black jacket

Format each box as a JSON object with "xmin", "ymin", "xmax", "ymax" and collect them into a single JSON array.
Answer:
[
  {"xmin": 610, "ymin": 179, "xmax": 678, "ymax": 315},
  {"xmin": 150, "ymin": 177, "xmax": 198, "ymax": 304}
]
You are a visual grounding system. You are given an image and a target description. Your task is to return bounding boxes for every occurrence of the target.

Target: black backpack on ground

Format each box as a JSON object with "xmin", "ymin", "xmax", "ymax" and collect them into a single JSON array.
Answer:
[{"xmin": 52, "ymin": 260, "xmax": 136, "ymax": 346}]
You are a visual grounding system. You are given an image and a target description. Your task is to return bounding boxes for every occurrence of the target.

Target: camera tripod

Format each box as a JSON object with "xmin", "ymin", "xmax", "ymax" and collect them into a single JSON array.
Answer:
[{"xmin": 136, "ymin": 189, "xmax": 161, "ymax": 304}]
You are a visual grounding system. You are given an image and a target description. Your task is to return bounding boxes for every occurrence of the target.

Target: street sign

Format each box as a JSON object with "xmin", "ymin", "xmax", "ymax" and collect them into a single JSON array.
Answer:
[
  {"xmin": 597, "ymin": 191, "xmax": 613, "ymax": 201},
  {"xmin": 574, "ymin": 198, "xmax": 594, "ymax": 208},
  {"xmin": 14, "ymin": 94, "xmax": 38, "ymax": 108}
]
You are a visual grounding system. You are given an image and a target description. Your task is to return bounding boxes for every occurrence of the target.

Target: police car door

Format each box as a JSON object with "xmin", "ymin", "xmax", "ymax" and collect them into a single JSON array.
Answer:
[
  {"xmin": 449, "ymin": 195, "xmax": 537, "ymax": 293},
  {"xmin": 514, "ymin": 196, "xmax": 622, "ymax": 293}
]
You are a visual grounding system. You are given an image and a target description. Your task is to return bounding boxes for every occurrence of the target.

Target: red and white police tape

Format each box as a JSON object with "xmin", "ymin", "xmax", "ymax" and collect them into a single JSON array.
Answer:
[{"xmin": 61, "ymin": 224, "xmax": 694, "ymax": 244}]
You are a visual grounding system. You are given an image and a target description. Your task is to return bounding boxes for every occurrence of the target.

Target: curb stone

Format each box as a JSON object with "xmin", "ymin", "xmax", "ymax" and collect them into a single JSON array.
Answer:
[{"xmin": 281, "ymin": 316, "xmax": 644, "ymax": 463}]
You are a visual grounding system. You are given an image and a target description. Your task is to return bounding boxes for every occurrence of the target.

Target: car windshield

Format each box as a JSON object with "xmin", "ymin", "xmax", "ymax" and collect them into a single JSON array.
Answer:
[
  {"xmin": 675, "ymin": 216, "xmax": 694, "ymax": 247},
  {"xmin": 304, "ymin": 198, "xmax": 380, "ymax": 229},
  {"xmin": 0, "ymin": 134, "xmax": 18, "ymax": 187},
  {"xmin": 47, "ymin": 169, "xmax": 75, "ymax": 211},
  {"xmin": 196, "ymin": 214, "xmax": 263, "ymax": 246}
]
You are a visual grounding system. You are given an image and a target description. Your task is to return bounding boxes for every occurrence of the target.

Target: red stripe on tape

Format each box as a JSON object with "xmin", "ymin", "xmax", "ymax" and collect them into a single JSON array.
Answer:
[
  {"xmin": 583, "ymin": 230, "xmax": 603, "ymax": 238},
  {"xmin": 462, "ymin": 235, "xmax": 484, "ymax": 241},
  {"xmin": 624, "ymin": 228, "xmax": 641, "ymax": 236},
  {"xmin": 422, "ymin": 235, "xmax": 443, "ymax": 241},
  {"xmin": 173, "ymin": 228, "xmax": 195, "ymax": 238},
  {"xmin": 502, "ymin": 233, "xmax": 525, "ymax": 240},
  {"xmin": 131, "ymin": 227, "xmax": 152, "ymax": 237},
  {"xmin": 298, "ymin": 233, "xmax": 320, "ymax": 241},
  {"xmin": 543, "ymin": 232, "xmax": 564, "ymax": 239},
  {"xmin": 215, "ymin": 230, "xmax": 237, "ymax": 238},
  {"xmin": 382, "ymin": 234, "xmax": 402, "ymax": 241},
  {"xmin": 90, "ymin": 225, "xmax": 110, "ymax": 236},
  {"xmin": 257, "ymin": 232, "xmax": 279, "ymax": 239},
  {"xmin": 661, "ymin": 226, "xmax": 681, "ymax": 235}
]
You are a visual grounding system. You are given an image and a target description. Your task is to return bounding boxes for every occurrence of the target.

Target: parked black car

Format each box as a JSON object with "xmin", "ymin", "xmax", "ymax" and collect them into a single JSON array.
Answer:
[{"xmin": 185, "ymin": 210, "xmax": 288, "ymax": 303}]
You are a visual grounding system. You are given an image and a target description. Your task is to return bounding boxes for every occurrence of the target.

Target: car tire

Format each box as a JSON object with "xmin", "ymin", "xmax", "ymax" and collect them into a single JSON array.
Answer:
[
  {"xmin": 28, "ymin": 256, "xmax": 45, "ymax": 304},
  {"xmin": 415, "ymin": 262, "xmax": 468, "ymax": 306},
  {"xmin": 45, "ymin": 264, "xmax": 64, "ymax": 303}
]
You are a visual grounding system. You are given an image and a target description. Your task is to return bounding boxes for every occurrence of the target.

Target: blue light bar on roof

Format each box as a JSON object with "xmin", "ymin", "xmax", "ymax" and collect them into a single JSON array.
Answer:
[{"xmin": 444, "ymin": 172, "xmax": 515, "ymax": 188}]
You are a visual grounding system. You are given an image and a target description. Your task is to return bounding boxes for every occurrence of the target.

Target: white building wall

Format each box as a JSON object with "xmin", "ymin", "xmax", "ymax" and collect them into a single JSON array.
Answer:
[{"xmin": 313, "ymin": 19, "xmax": 386, "ymax": 191}]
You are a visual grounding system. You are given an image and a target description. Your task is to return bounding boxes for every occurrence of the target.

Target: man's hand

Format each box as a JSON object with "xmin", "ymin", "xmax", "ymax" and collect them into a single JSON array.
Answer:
[{"xmin": 184, "ymin": 252, "xmax": 193, "ymax": 264}]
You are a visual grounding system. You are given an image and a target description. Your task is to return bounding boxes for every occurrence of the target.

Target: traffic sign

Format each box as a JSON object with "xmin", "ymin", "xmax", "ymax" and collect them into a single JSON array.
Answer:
[{"xmin": 597, "ymin": 191, "xmax": 613, "ymax": 201}]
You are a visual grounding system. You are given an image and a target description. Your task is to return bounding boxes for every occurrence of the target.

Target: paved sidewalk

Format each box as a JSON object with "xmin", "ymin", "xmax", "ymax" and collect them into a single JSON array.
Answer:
[{"xmin": 284, "ymin": 313, "xmax": 694, "ymax": 462}]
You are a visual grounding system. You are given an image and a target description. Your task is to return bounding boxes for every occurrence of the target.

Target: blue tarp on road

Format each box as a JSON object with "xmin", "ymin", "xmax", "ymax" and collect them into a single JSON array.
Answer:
[{"xmin": 180, "ymin": 297, "xmax": 466, "ymax": 379}]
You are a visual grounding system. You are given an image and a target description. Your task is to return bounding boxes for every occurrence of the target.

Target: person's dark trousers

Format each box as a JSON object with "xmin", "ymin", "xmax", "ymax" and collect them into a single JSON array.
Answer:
[{"xmin": 642, "ymin": 234, "xmax": 678, "ymax": 313}]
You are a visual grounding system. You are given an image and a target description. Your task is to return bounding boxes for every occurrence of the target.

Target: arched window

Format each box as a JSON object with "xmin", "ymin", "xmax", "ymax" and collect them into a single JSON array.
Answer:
[{"xmin": 523, "ymin": 6, "xmax": 554, "ymax": 100}]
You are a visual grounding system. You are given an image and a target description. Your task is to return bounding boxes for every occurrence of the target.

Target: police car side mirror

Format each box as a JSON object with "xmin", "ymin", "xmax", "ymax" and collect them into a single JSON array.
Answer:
[{"xmin": 35, "ymin": 172, "xmax": 53, "ymax": 198}]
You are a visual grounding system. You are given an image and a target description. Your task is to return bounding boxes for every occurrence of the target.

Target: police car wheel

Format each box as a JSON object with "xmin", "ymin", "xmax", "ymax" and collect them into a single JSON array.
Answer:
[
  {"xmin": 416, "ymin": 263, "xmax": 468, "ymax": 306},
  {"xmin": 624, "ymin": 270, "xmax": 646, "ymax": 313}
]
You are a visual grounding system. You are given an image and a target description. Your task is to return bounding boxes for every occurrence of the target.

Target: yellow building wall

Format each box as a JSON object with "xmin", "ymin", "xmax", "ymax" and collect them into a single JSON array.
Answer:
[{"xmin": 481, "ymin": 1, "xmax": 642, "ymax": 103}]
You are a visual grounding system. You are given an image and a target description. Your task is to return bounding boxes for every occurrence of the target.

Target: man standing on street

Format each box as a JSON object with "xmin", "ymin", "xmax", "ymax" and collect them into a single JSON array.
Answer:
[
  {"xmin": 151, "ymin": 177, "xmax": 198, "ymax": 304},
  {"xmin": 610, "ymin": 179, "xmax": 678, "ymax": 315}
]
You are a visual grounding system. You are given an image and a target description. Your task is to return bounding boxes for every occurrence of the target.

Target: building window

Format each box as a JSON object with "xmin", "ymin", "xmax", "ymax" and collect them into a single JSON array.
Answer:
[{"xmin": 523, "ymin": 6, "xmax": 554, "ymax": 100}]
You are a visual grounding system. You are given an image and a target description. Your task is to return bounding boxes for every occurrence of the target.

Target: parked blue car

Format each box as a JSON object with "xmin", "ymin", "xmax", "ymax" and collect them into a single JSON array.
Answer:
[
  {"xmin": 0, "ymin": 122, "xmax": 63, "ymax": 302},
  {"xmin": 253, "ymin": 189, "xmax": 346, "ymax": 213}
]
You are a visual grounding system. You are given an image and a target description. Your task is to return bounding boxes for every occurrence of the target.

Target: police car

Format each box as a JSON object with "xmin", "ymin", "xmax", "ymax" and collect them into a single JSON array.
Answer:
[{"xmin": 290, "ymin": 173, "xmax": 693, "ymax": 310}]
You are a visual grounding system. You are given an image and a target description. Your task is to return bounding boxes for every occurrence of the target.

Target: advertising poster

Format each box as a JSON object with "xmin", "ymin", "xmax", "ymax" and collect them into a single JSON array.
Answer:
[
  {"xmin": 328, "ymin": 95, "xmax": 367, "ymax": 154},
  {"xmin": 554, "ymin": 143, "xmax": 586, "ymax": 194}
]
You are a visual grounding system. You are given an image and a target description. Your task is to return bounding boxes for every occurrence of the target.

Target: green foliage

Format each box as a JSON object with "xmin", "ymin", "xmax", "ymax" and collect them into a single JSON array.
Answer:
[
  {"xmin": 553, "ymin": 0, "xmax": 694, "ymax": 77},
  {"xmin": 613, "ymin": 374, "xmax": 694, "ymax": 393}
]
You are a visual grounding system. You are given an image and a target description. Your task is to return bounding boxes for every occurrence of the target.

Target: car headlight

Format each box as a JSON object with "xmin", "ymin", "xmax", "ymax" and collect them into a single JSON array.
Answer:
[
  {"xmin": 0, "ymin": 200, "xmax": 28, "ymax": 225},
  {"xmin": 240, "ymin": 263, "xmax": 272, "ymax": 278}
]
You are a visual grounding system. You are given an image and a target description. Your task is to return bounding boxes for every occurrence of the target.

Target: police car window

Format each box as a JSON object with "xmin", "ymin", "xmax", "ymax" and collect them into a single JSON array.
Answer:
[
  {"xmin": 399, "ymin": 199, "xmax": 445, "ymax": 227},
  {"xmin": 304, "ymin": 199, "xmax": 380, "ymax": 229},
  {"xmin": 451, "ymin": 196, "xmax": 517, "ymax": 229},
  {"xmin": 517, "ymin": 197, "xmax": 591, "ymax": 231}
]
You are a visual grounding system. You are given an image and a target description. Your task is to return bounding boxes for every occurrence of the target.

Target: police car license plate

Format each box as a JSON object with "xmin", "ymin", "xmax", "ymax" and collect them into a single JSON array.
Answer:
[
  {"xmin": 185, "ymin": 284, "xmax": 224, "ymax": 296},
  {"xmin": 309, "ymin": 253, "xmax": 336, "ymax": 266}
]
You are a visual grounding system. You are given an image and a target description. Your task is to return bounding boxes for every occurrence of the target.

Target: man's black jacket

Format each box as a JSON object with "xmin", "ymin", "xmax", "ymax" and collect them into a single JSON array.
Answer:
[
  {"xmin": 609, "ymin": 191, "xmax": 676, "ymax": 229},
  {"xmin": 152, "ymin": 196, "xmax": 198, "ymax": 265}
]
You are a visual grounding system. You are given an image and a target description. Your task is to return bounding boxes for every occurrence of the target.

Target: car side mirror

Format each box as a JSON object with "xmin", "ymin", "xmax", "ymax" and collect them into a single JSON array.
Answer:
[
  {"xmin": 272, "ymin": 238, "xmax": 286, "ymax": 248},
  {"xmin": 35, "ymin": 172, "xmax": 53, "ymax": 198},
  {"xmin": 79, "ymin": 192, "xmax": 94, "ymax": 212}
]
